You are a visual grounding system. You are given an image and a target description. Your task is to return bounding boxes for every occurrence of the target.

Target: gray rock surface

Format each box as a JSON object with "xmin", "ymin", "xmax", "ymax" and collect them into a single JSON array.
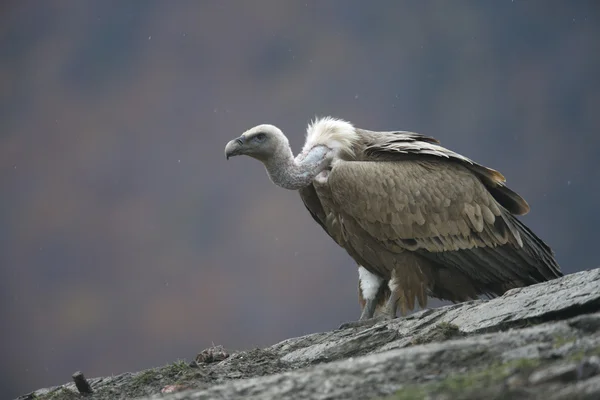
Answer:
[{"xmin": 19, "ymin": 268, "xmax": 600, "ymax": 400}]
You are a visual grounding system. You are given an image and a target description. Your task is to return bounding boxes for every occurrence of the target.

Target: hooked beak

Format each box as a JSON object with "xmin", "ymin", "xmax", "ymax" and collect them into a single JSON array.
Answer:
[{"xmin": 225, "ymin": 136, "xmax": 245, "ymax": 160}]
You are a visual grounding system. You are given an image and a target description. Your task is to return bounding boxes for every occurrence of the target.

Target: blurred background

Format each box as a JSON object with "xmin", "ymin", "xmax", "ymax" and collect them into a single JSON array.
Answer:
[{"xmin": 1, "ymin": 1, "xmax": 599, "ymax": 398}]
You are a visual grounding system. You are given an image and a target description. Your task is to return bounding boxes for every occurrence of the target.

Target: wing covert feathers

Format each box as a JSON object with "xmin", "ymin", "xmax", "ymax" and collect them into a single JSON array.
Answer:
[{"xmin": 357, "ymin": 129, "xmax": 530, "ymax": 215}]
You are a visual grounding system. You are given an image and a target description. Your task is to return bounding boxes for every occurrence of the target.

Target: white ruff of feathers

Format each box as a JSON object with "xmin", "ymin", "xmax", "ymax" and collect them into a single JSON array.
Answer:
[{"xmin": 302, "ymin": 116, "xmax": 359, "ymax": 157}]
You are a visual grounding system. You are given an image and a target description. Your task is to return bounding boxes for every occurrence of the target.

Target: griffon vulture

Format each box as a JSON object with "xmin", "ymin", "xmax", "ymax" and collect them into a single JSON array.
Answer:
[{"xmin": 224, "ymin": 117, "xmax": 562, "ymax": 325}]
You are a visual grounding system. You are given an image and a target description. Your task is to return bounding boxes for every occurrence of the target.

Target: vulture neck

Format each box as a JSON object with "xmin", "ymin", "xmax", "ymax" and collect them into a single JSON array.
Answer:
[{"xmin": 264, "ymin": 145, "xmax": 330, "ymax": 190}]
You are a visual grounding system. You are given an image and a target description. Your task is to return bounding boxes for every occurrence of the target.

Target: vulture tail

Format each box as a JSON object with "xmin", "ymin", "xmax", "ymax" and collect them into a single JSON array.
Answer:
[{"xmin": 505, "ymin": 213, "xmax": 563, "ymax": 281}]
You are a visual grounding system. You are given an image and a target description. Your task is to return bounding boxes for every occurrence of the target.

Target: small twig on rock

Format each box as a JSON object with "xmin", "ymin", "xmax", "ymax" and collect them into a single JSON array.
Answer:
[{"xmin": 72, "ymin": 371, "xmax": 93, "ymax": 394}]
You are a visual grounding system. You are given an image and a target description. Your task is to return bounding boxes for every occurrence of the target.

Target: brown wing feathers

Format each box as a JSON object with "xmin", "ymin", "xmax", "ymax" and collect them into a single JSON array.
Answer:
[
  {"xmin": 360, "ymin": 128, "xmax": 531, "ymax": 216},
  {"xmin": 325, "ymin": 152, "xmax": 560, "ymax": 309}
]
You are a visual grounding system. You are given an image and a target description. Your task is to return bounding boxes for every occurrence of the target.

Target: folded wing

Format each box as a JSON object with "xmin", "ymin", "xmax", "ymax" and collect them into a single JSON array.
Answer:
[{"xmin": 325, "ymin": 157, "xmax": 561, "ymax": 297}]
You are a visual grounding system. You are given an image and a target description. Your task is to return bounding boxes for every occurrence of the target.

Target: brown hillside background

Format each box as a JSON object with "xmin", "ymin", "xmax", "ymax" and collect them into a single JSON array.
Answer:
[{"xmin": 1, "ymin": 1, "xmax": 599, "ymax": 398}]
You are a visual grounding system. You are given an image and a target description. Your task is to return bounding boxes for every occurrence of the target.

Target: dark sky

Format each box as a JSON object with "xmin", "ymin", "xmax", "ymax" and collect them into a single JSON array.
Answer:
[{"xmin": 1, "ymin": 1, "xmax": 599, "ymax": 398}]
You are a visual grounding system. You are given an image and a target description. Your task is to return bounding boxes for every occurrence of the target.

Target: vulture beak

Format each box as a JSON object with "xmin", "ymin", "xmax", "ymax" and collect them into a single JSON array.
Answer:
[{"xmin": 225, "ymin": 136, "xmax": 245, "ymax": 160}]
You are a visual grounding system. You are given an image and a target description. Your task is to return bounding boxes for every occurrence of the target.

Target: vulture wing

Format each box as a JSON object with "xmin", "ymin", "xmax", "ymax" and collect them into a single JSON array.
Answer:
[
  {"xmin": 324, "ymin": 134, "xmax": 560, "ymax": 299},
  {"xmin": 359, "ymin": 129, "xmax": 531, "ymax": 216}
]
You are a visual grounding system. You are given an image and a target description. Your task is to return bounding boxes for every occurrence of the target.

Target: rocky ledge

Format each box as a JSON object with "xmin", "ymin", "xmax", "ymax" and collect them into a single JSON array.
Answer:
[{"xmin": 19, "ymin": 268, "xmax": 600, "ymax": 400}]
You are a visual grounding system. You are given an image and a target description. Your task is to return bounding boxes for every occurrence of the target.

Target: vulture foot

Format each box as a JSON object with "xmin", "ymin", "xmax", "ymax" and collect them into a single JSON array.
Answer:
[{"xmin": 338, "ymin": 315, "xmax": 393, "ymax": 330}]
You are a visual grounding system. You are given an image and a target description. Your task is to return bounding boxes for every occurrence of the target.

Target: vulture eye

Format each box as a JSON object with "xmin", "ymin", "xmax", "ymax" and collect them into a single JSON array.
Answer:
[{"xmin": 253, "ymin": 133, "xmax": 267, "ymax": 143}]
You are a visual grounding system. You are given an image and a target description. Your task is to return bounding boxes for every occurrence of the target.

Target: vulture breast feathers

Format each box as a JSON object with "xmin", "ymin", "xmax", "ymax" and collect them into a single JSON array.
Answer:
[{"xmin": 298, "ymin": 117, "xmax": 561, "ymax": 314}]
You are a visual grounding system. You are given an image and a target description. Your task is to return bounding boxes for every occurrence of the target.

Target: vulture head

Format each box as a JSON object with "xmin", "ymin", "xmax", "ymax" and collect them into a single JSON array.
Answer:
[
  {"xmin": 225, "ymin": 118, "xmax": 358, "ymax": 190},
  {"xmin": 224, "ymin": 124, "xmax": 286, "ymax": 162}
]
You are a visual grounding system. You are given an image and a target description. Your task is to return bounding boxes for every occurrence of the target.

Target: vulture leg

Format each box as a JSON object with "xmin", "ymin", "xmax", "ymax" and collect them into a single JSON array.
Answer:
[
  {"xmin": 380, "ymin": 283, "xmax": 401, "ymax": 319},
  {"xmin": 339, "ymin": 268, "xmax": 395, "ymax": 330},
  {"xmin": 359, "ymin": 299, "xmax": 377, "ymax": 321},
  {"xmin": 366, "ymin": 270, "xmax": 402, "ymax": 320},
  {"xmin": 357, "ymin": 266, "xmax": 385, "ymax": 320}
]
